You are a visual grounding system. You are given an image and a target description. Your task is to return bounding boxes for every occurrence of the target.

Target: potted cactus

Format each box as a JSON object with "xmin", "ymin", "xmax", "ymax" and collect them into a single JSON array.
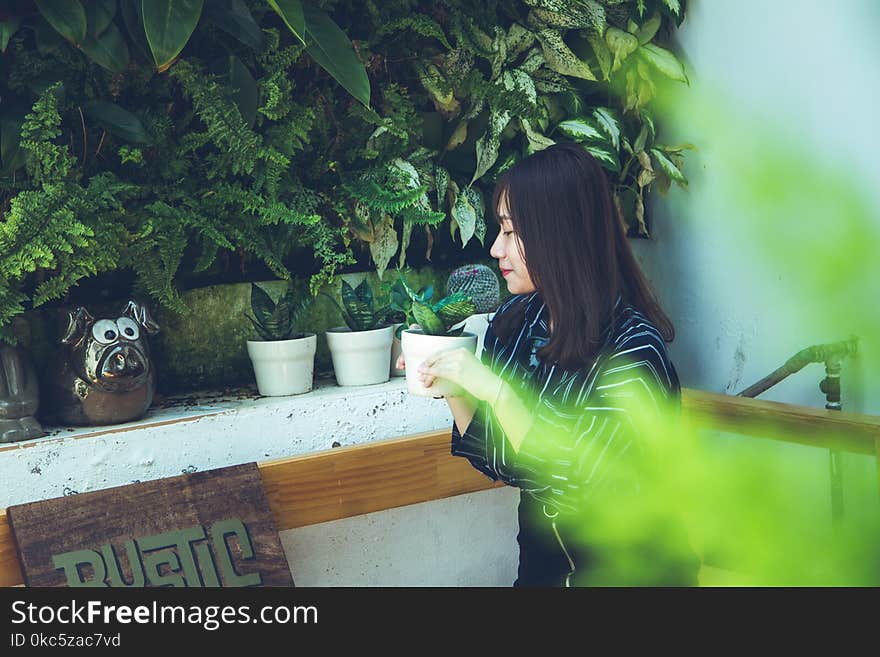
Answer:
[
  {"xmin": 395, "ymin": 269, "xmax": 478, "ymax": 397},
  {"xmin": 246, "ymin": 283, "xmax": 316, "ymax": 396},
  {"xmin": 321, "ymin": 279, "xmax": 393, "ymax": 386}
]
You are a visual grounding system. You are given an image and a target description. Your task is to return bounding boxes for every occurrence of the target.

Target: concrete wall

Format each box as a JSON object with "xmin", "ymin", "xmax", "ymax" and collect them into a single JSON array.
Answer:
[{"xmin": 630, "ymin": 0, "xmax": 880, "ymax": 526}]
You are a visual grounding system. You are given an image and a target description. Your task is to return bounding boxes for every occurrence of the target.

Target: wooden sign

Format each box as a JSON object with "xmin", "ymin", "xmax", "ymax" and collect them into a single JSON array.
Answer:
[{"xmin": 7, "ymin": 463, "xmax": 294, "ymax": 587}]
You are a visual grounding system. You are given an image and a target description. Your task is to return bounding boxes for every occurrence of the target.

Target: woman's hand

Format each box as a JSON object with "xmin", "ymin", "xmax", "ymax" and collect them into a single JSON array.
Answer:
[{"xmin": 417, "ymin": 348, "xmax": 499, "ymax": 402}]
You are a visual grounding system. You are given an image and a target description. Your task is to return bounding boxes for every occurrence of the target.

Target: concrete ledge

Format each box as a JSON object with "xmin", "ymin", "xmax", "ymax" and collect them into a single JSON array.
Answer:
[{"xmin": 0, "ymin": 376, "xmax": 456, "ymax": 509}]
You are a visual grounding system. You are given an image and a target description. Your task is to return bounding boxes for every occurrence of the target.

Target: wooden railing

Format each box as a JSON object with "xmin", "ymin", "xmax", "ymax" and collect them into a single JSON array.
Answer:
[{"xmin": 1, "ymin": 388, "xmax": 878, "ymax": 587}]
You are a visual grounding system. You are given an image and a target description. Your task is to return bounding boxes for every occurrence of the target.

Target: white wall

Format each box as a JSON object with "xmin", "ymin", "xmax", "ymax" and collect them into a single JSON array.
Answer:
[{"xmin": 631, "ymin": 0, "xmax": 880, "ymax": 527}]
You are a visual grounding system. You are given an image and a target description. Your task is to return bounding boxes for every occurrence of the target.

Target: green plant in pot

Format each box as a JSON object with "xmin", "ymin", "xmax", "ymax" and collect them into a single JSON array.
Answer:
[
  {"xmin": 246, "ymin": 283, "xmax": 316, "ymax": 397},
  {"xmin": 320, "ymin": 279, "xmax": 394, "ymax": 387},
  {"xmin": 395, "ymin": 270, "xmax": 478, "ymax": 398}
]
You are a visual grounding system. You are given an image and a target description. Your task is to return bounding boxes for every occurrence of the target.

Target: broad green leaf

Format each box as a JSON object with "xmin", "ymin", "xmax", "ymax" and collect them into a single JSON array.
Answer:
[
  {"xmin": 120, "ymin": 0, "xmax": 151, "ymax": 61},
  {"xmin": 521, "ymin": 118, "xmax": 555, "ymax": 154},
  {"xmin": 82, "ymin": 100, "xmax": 151, "ymax": 143},
  {"xmin": 593, "ymin": 107, "xmax": 620, "ymax": 150},
  {"xmin": 489, "ymin": 25, "xmax": 507, "ymax": 80},
  {"xmin": 435, "ymin": 295, "xmax": 476, "ymax": 328},
  {"xmin": 501, "ymin": 68, "xmax": 537, "ymax": 108},
  {"xmin": 650, "ymin": 148, "xmax": 687, "ymax": 185},
  {"xmin": 205, "ymin": 0, "xmax": 263, "ymax": 50},
  {"xmin": 80, "ymin": 22, "xmax": 129, "ymax": 73},
  {"xmin": 633, "ymin": 123, "xmax": 648, "ymax": 153},
  {"xmin": 471, "ymin": 109, "xmax": 511, "ymax": 184},
  {"xmin": 303, "ymin": 4, "xmax": 370, "ymax": 107},
  {"xmin": 529, "ymin": 1, "xmax": 605, "ymax": 32},
  {"xmin": 638, "ymin": 43, "xmax": 688, "ymax": 83},
  {"xmin": 519, "ymin": 47, "xmax": 545, "ymax": 74},
  {"xmin": 506, "ymin": 22, "xmax": 535, "ymax": 60},
  {"xmin": 250, "ymin": 283, "xmax": 276, "ymax": 324},
  {"xmin": 537, "ymin": 29, "xmax": 595, "ymax": 80},
  {"xmin": 586, "ymin": 33, "xmax": 611, "ymax": 80},
  {"xmin": 452, "ymin": 187, "xmax": 477, "ymax": 247},
  {"xmin": 557, "ymin": 117, "xmax": 605, "ymax": 143},
  {"xmin": 434, "ymin": 166, "xmax": 449, "ymax": 210},
  {"xmin": 415, "ymin": 61, "xmax": 458, "ymax": 117},
  {"xmin": 642, "ymin": 112, "xmax": 656, "ymax": 144},
  {"xmin": 605, "ymin": 27, "xmax": 638, "ymax": 72},
  {"xmin": 465, "ymin": 186, "xmax": 486, "ymax": 245},
  {"xmin": 370, "ymin": 214, "xmax": 398, "ymax": 280},
  {"xmin": 580, "ymin": 143, "xmax": 620, "ymax": 173},
  {"xmin": 143, "ymin": 0, "xmax": 204, "ymax": 72},
  {"xmin": 37, "ymin": 0, "xmax": 87, "ymax": 44},
  {"xmin": 0, "ymin": 19, "xmax": 21, "ymax": 52},
  {"xmin": 212, "ymin": 55, "xmax": 259, "ymax": 126},
  {"xmin": 412, "ymin": 302, "xmax": 444, "ymax": 335},
  {"xmin": 85, "ymin": 0, "xmax": 116, "ymax": 37},
  {"xmin": 636, "ymin": 14, "xmax": 662, "ymax": 45},
  {"xmin": 532, "ymin": 68, "xmax": 570, "ymax": 94},
  {"xmin": 267, "ymin": 0, "xmax": 305, "ymax": 45}
]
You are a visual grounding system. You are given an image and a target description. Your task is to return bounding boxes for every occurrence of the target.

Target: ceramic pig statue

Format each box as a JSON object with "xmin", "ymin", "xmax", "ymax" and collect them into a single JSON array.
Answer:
[{"xmin": 44, "ymin": 300, "xmax": 160, "ymax": 426}]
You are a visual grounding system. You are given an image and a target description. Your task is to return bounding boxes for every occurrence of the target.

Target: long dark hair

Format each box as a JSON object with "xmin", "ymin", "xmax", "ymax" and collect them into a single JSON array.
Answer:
[{"xmin": 491, "ymin": 142, "xmax": 674, "ymax": 369}]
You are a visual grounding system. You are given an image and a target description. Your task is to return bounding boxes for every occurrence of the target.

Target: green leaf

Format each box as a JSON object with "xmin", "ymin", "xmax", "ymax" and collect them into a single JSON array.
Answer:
[
  {"xmin": 521, "ymin": 118, "xmax": 555, "ymax": 154},
  {"xmin": 593, "ymin": 107, "xmax": 621, "ymax": 151},
  {"xmin": 250, "ymin": 283, "xmax": 276, "ymax": 324},
  {"xmin": 586, "ymin": 32, "xmax": 611, "ymax": 80},
  {"xmin": 581, "ymin": 143, "xmax": 620, "ymax": 173},
  {"xmin": 557, "ymin": 117, "xmax": 605, "ymax": 143},
  {"xmin": 268, "ymin": 0, "xmax": 305, "ymax": 45},
  {"xmin": 537, "ymin": 29, "xmax": 596, "ymax": 80},
  {"xmin": 36, "ymin": 0, "xmax": 88, "ymax": 44},
  {"xmin": 120, "ymin": 0, "xmax": 151, "ymax": 61},
  {"xmin": 205, "ymin": 0, "xmax": 264, "ymax": 50},
  {"xmin": 465, "ymin": 186, "xmax": 486, "ymax": 245},
  {"xmin": 633, "ymin": 123, "xmax": 649, "ymax": 153},
  {"xmin": 412, "ymin": 302, "xmax": 444, "ymax": 335},
  {"xmin": 303, "ymin": 4, "xmax": 370, "ymax": 107},
  {"xmin": 529, "ymin": 1, "xmax": 605, "ymax": 32},
  {"xmin": 82, "ymin": 100, "xmax": 151, "ymax": 143},
  {"xmin": 636, "ymin": 14, "xmax": 662, "ymax": 45},
  {"xmin": 85, "ymin": 0, "xmax": 116, "ymax": 37},
  {"xmin": 660, "ymin": 0, "xmax": 682, "ymax": 17},
  {"xmin": 370, "ymin": 214, "xmax": 398, "ymax": 280},
  {"xmin": 435, "ymin": 295, "xmax": 476, "ymax": 328},
  {"xmin": 472, "ymin": 110, "xmax": 510, "ymax": 185},
  {"xmin": 451, "ymin": 187, "xmax": 477, "ymax": 247},
  {"xmin": 650, "ymin": 148, "xmax": 687, "ymax": 185},
  {"xmin": 80, "ymin": 22, "xmax": 130, "ymax": 73},
  {"xmin": 0, "ymin": 19, "xmax": 21, "ymax": 52},
  {"xmin": 605, "ymin": 27, "xmax": 638, "ymax": 72},
  {"xmin": 142, "ymin": 0, "xmax": 204, "ymax": 72},
  {"xmin": 211, "ymin": 55, "xmax": 259, "ymax": 126},
  {"xmin": 638, "ymin": 43, "xmax": 688, "ymax": 83}
]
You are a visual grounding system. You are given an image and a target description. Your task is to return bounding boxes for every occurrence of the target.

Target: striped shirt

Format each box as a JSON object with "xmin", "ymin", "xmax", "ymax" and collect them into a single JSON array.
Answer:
[{"xmin": 451, "ymin": 291, "xmax": 688, "ymax": 586}]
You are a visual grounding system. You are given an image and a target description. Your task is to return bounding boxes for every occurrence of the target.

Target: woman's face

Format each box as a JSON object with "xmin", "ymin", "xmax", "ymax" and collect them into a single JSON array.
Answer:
[{"xmin": 490, "ymin": 191, "xmax": 537, "ymax": 295}]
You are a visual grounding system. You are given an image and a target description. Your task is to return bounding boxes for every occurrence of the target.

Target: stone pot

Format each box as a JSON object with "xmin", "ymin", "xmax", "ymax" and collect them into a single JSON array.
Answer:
[
  {"xmin": 325, "ymin": 325, "xmax": 393, "ymax": 387},
  {"xmin": 247, "ymin": 333, "xmax": 317, "ymax": 397},
  {"xmin": 400, "ymin": 329, "xmax": 478, "ymax": 397}
]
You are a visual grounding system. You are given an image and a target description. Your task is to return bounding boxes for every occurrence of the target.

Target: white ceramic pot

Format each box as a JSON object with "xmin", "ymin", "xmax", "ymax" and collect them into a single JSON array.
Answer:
[
  {"xmin": 400, "ymin": 329, "xmax": 478, "ymax": 397},
  {"xmin": 390, "ymin": 322, "xmax": 406, "ymax": 377},
  {"xmin": 326, "ymin": 325, "xmax": 393, "ymax": 386},
  {"xmin": 247, "ymin": 333, "xmax": 317, "ymax": 396}
]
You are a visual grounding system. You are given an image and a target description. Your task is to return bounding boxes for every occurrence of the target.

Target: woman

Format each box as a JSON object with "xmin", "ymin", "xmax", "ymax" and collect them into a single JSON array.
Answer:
[{"xmin": 399, "ymin": 143, "xmax": 699, "ymax": 586}]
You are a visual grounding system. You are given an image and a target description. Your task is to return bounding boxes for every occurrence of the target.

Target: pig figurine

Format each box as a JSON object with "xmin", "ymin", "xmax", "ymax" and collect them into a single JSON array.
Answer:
[{"xmin": 44, "ymin": 300, "xmax": 160, "ymax": 426}]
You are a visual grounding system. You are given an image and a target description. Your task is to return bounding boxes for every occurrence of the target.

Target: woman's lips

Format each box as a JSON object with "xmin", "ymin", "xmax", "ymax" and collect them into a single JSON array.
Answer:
[{"xmin": 501, "ymin": 269, "xmax": 512, "ymax": 277}]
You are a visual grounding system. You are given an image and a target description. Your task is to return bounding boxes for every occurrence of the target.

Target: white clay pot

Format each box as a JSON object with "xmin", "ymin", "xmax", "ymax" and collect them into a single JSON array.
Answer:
[
  {"xmin": 400, "ymin": 329, "xmax": 478, "ymax": 397},
  {"xmin": 247, "ymin": 333, "xmax": 317, "ymax": 396},
  {"xmin": 326, "ymin": 325, "xmax": 393, "ymax": 386}
]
